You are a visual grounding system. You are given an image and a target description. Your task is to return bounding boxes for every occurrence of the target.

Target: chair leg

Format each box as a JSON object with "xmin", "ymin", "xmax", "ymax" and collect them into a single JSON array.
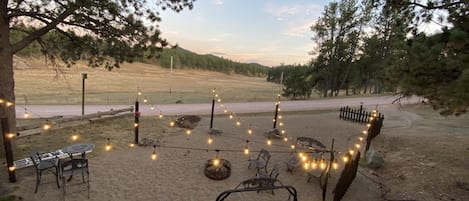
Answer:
[
  {"xmin": 34, "ymin": 172, "xmax": 41, "ymax": 193},
  {"xmin": 62, "ymin": 176, "xmax": 66, "ymax": 201}
]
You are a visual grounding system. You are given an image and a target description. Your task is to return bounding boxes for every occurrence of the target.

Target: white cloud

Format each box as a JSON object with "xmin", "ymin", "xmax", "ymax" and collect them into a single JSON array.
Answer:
[
  {"xmin": 264, "ymin": 3, "xmax": 322, "ymax": 21},
  {"xmin": 283, "ymin": 21, "xmax": 314, "ymax": 38},
  {"xmin": 212, "ymin": 0, "xmax": 224, "ymax": 5}
]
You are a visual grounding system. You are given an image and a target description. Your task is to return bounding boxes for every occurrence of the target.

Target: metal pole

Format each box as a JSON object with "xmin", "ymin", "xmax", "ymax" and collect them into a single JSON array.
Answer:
[
  {"xmin": 210, "ymin": 98, "xmax": 215, "ymax": 129},
  {"xmin": 273, "ymin": 95, "xmax": 280, "ymax": 129},
  {"xmin": 81, "ymin": 73, "xmax": 87, "ymax": 116},
  {"xmin": 134, "ymin": 101, "xmax": 139, "ymax": 144},
  {"xmin": 1, "ymin": 118, "xmax": 16, "ymax": 182}
]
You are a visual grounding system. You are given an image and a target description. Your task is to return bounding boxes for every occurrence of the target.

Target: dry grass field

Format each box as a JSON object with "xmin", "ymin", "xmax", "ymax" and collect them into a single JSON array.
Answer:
[{"xmin": 13, "ymin": 56, "xmax": 286, "ymax": 105}]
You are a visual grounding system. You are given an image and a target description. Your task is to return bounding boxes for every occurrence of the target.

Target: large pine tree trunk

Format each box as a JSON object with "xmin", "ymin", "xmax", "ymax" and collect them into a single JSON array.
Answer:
[{"xmin": 0, "ymin": 2, "xmax": 17, "ymax": 157}]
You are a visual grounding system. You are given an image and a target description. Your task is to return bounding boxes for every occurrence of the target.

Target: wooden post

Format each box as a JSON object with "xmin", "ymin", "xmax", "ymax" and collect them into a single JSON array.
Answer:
[
  {"xmin": 134, "ymin": 101, "xmax": 139, "ymax": 144},
  {"xmin": 322, "ymin": 138, "xmax": 335, "ymax": 201},
  {"xmin": 1, "ymin": 118, "xmax": 16, "ymax": 182}
]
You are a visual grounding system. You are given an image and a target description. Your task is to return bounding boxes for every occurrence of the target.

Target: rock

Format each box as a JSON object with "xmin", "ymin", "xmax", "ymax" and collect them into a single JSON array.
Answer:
[
  {"xmin": 208, "ymin": 128, "xmax": 223, "ymax": 135},
  {"xmin": 365, "ymin": 149, "xmax": 384, "ymax": 169},
  {"xmin": 175, "ymin": 115, "xmax": 201, "ymax": 129},
  {"xmin": 263, "ymin": 128, "xmax": 282, "ymax": 139}
]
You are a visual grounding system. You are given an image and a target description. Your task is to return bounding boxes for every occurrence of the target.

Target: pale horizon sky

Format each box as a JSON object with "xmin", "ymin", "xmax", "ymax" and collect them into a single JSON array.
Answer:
[
  {"xmin": 159, "ymin": 0, "xmax": 327, "ymax": 67},
  {"xmin": 158, "ymin": 0, "xmax": 446, "ymax": 67}
]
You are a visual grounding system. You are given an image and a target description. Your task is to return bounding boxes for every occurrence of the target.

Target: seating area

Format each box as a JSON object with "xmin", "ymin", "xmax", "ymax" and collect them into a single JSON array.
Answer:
[{"xmin": 25, "ymin": 144, "xmax": 94, "ymax": 199}]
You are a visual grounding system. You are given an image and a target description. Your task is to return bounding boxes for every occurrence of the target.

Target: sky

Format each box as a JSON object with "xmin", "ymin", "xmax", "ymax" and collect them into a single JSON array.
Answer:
[{"xmin": 159, "ymin": 0, "xmax": 328, "ymax": 67}]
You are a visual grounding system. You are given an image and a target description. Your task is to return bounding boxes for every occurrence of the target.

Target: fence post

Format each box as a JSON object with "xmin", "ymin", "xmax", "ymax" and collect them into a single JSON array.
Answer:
[{"xmin": 1, "ymin": 118, "xmax": 16, "ymax": 182}]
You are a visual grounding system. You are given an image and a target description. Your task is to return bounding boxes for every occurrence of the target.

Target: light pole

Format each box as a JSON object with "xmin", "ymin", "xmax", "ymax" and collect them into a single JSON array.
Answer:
[{"xmin": 81, "ymin": 73, "xmax": 87, "ymax": 116}]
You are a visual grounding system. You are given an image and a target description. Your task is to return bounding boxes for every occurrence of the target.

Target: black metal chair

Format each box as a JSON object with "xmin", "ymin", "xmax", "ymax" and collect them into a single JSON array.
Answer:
[
  {"xmin": 248, "ymin": 149, "xmax": 271, "ymax": 174},
  {"xmin": 30, "ymin": 150, "xmax": 60, "ymax": 193},
  {"xmin": 59, "ymin": 158, "xmax": 90, "ymax": 199}
]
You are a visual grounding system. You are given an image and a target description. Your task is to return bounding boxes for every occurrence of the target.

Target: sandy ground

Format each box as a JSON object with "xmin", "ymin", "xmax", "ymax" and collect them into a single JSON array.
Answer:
[
  {"xmin": 1, "ymin": 111, "xmax": 382, "ymax": 201},
  {"xmin": 2, "ymin": 104, "xmax": 468, "ymax": 201}
]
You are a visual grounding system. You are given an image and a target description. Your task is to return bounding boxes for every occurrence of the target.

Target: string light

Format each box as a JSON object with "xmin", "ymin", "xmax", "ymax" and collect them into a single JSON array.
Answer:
[
  {"xmin": 355, "ymin": 144, "xmax": 361, "ymax": 149},
  {"xmin": 186, "ymin": 129, "xmax": 191, "ymax": 135},
  {"xmin": 134, "ymin": 123, "xmax": 139, "ymax": 128},
  {"xmin": 208, "ymin": 135, "xmax": 213, "ymax": 144},
  {"xmin": 283, "ymin": 137, "xmax": 288, "ymax": 142},
  {"xmin": 212, "ymin": 150, "xmax": 221, "ymax": 167},
  {"xmin": 217, "ymin": 98, "xmax": 221, "ymax": 103},
  {"xmin": 143, "ymin": 96, "xmax": 148, "ymax": 103},
  {"xmin": 278, "ymin": 115, "xmax": 282, "ymax": 119},
  {"xmin": 362, "ymin": 130, "xmax": 368, "ymax": 135},
  {"xmin": 105, "ymin": 138, "xmax": 112, "ymax": 151},
  {"xmin": 129, "ymin": 143, "xmax": 135, "ymax": 148},
  {"xmin": 223, "ymin": 109, "xmax": 228, "ymax": 113},
  {"xmin": 267, "ymin": 137, "xmax": 272, "ymax": 146},
  {"xmin": 159, "ymin": 112, "xmax": 163, "ymax": 119},
  {"xmin": 229, "ymin": 114, "xmax": 233, "ymax": 119},
  {"xmin": 279, "ymin": 122, "xmax": 284, "ymax": 126},
  {"xmin": 151, "ymin": 145, "xmax": 158, "ymax": 160},
  {"xmin": 6, "ymin": 101, "xmax": 13, "ymax": 107},
  {"xmin": 169, "ymin": 121, "xmax": 175, "ymax": 127},
  {"xmin": 332, "ymin": 160, "xmax": 339, "ymax": 170},
  {"xmin": 0, "ymin": 99, "xmax": 3, "ymax": 104},
  {"xmin": 8, "ymin": 166, "xmax": 15, "ymax": 172},
  {"xmin": 244, "ymin": 141, "xmax": 250, "ymax": 155},
  {"xmin": 71, "ymin": 134, "xmax": 79, "ymax": 141},
  {"xmin": 342, "ymin": 155, "xmax": 349, "ymax": 163},
  {"xmin": 5, "ymin": 133, "xmax": 15, "ymax": 139},
  {"xmin": 247, "ymin": 125, "xmax": 252, "ymax": 135},
  {"xmin": 290, "ymin": 144, "xmax": 295, "ymax": 150},
  {"xmin": 319, "ymin": 159, "xmax": 327, "ymax": 170},
  {"xmin": 150, "ymin": 105, "xmax": 155, "ymax": 110},
  {"xmin": 358, "ymin": 137, "xmax": 364, "ymax": 141},
  {"xmin": 24, "ymin": 108, "xmax": 30, "ymax": 118},
  {"xmin": 236, "ymin": 119, "xmax": 241, "ymax": 126},
  {"xmin": 311, "ymin": 159, "xmax": 318, "ymax": 170},
  {"xmin": 348, "ymin": 149, "xmax": 354, "ymax": 155},
  {"xmin": 303, "ymin": 162, "xmax": 310, "ymax": 170},
  {"xmin": 42, "ymin": 120, "xmax": 51, "ymax": 130}
]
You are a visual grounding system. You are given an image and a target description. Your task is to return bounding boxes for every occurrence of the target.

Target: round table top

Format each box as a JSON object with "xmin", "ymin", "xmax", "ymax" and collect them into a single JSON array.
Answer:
[{"xmin": 62, "ymin": 143, "xmax": 95, "ymax": 154}]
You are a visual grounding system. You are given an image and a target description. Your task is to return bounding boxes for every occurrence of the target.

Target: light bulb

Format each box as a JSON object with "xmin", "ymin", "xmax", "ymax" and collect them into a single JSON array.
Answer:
[
  {"xmin": 244, "ymin": 147, "xmax": 249, "ymax": 155},
  {"xmin": 236, "ymin": 121, "xmax": 241, "ymax": 126},
  {"xmin": 362, "ymin": 130, "xmax": 368, "ymax": 135},
  {"xmin": 301, "ymin": 155, "xmax": 307, "ymax": 162},
  {"xmin": 290, "ymin": 144, "xmax": 295, "ymax": 150},
  {"xmin": 129, "ymin": 143, "xmax": 135, "ymax": 148},
  {"xmin": 320, "ymin": 160, "xmax": 326, "ymax": 170},
  {"xmin": 24, "ymin": 112, "xmax": 30, "ymax": 118},
  {"xmin": 217, "ymin": 98, "xmax": 221, "ymax": 103},
  {"xmin": 342, "ymin": 155, "xmax": 349, "ymax": 163},
  {"xmin": 6, "ymin": 102, "xmax": 13, "ymax": 107},
  {"xmin": 134, "ymin": 123, "xmax": 139, "ymax": 127},
  {"xmin": 349, "ymin": 149, "xmax": 354, "ymax": 155},
  {"xmin": 8, "ymin": 166, "xmax": 15, "ymax": 172},
  {"xmin": 208, "ymin": 136, "xmax": 213, "ymax": 144},
  {"xmin": 333, "ymin": 161, "xmax": 339, "ymax": 170},
  {"xmin": 170, "ymin": 121, "xmax": 175, "ymax": 127},
  {"xmin": 71, "ymin": 134, "xmax": 79, "ymax": 141},
  {"xmin": 105, "ymin": 144, "xmax": 112, "ymax": 151},
  {"xmin": 267, "ymin": 139, "xmax": 272, "ymax": 146},
  {"xmin": 224, "ymin": 109, "xmax": 228, "ymax": 113},
  {"xmin": 359, "ymin": 137, "xmax": 364, "ymax": 141},
  {"xmin": 248, "ymin": 129, "xmax": 252, "ymax": 135},
  {"xmin": 6, "ymin": 133, "xmax": 15, "ymax": 139},
  {"xmin": 281, "ymin": 130, "xmax": 286, "ymax": 134},
  {"xmin": 283, "ymin": 137, "xmax": 288, "ymax": 142},
  {"xmin": 278, "ymin": 115, "xmax": 282, "ymax": 119},
  {"xmin": 311, "ymin": 160, "xmax": 318, "ymax": 169},
  {"xmin": 229, "ymin": 114, "xmax": 233, "ymax": 119},
  {"xmin": 279, "ymin": 122, "xmax": 284, "ymax": 126},
  {"xmin": 355, "ymin": 144, "xmax": 361, "ymax": 149},
  {"xmin": 159, "ymin": 113, "xmax": 163, "ymax": 118},
  {"xmin": 303, "ymin": 162, "xmax": 310, "ymax": 170},
  {"xmin": 151, "ymin": 151, "xmax": 158, "ymax": 160},
  {"xmin": 213, "ymin": 158, "xmax": 220, "ymax": 166},
  {"xmin": 186, "ymin": 130, "xmax": 191, "ymax": 135}
]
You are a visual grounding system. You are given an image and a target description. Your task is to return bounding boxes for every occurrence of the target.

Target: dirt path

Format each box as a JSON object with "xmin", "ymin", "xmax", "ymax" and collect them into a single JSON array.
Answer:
[{"xmin": 372, "ymin": 105, "xmax": 469, "ymax": 201}]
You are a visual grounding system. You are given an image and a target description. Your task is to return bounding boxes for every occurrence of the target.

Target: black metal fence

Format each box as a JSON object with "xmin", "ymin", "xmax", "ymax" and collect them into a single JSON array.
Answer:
[{"xmin": 339, "ymin": 105, "xmax": 384, "ymax": 124}]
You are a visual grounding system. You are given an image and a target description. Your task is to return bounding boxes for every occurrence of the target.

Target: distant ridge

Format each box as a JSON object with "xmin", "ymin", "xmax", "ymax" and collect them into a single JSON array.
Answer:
[{"xmin": 149, "ymin": 46, "xmax": 269, "ymax": 77}]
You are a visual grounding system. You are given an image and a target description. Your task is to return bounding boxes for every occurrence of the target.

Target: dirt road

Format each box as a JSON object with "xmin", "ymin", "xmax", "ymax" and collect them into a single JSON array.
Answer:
[{"xmin": 16, "ymin": 95, "xmax": 421, "ymax": 118}]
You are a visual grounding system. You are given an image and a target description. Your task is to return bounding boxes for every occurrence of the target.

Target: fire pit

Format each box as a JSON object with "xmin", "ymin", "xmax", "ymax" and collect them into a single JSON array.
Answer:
[{"xmin": 204, "ymin": 158, "xmax": 231, "ymax": 180}]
